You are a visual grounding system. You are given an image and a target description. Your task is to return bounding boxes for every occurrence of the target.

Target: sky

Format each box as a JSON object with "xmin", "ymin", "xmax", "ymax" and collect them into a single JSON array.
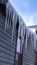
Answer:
[{"xmin": 9, "ymin": 0, "xmax": 37, "ymax": 27}]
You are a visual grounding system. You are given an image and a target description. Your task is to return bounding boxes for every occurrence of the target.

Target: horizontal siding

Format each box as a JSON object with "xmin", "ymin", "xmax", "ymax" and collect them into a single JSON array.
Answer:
[
  {"xmin": 0, "ymin": 14, "xmax": 17, "ymax": 65},
  {"xmin": 22, "ymin": 37, "xmax": 34, "ymax": 65}
]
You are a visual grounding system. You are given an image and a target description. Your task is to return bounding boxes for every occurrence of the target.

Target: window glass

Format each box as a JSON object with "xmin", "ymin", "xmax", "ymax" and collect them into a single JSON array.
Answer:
[
  {"xmin": 0, "ymin": 4, "xmax": 6, "ymax": 17},
  {"xmin": 16, "ymin": 16, "xmax": 19, "ymax": 31}
]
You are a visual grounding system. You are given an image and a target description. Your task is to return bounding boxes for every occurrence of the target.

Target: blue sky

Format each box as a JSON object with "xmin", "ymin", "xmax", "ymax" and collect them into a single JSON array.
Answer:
[{"xmin": 9, "ymin": 0, "xmax": 37, "ymax": 26}]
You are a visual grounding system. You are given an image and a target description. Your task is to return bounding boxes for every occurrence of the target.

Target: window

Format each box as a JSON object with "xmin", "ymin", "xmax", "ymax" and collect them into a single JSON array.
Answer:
[
  {"xmin": 16, "ymin": 16, "xmax": 19, "ymax": 31},
  {"xmin": 0, "ymin": 4, "xmax": 6, "ymax": 17}
]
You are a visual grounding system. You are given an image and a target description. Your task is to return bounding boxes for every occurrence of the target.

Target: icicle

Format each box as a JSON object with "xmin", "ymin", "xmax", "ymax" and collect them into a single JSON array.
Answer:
[
  {"xmin": 26, "ymin": 32, "xmax": 27, "ymax": 51},
  {"xmin": 4, "ymin": 4, "xmax": 7, "ymax": 31},
  {"xmin": 11, "ymin": 12, "xmax": 15, "ymax": 42},
  {"xmin": 5, "ymin": 15, "xmax": 7, "ymax": 31}
]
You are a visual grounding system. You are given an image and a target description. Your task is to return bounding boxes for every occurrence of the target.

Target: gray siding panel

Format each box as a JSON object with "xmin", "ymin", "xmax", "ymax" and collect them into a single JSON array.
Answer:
[{"xmin": 0, "ymin": 14, "xmax": 17, "ymax": 65}]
